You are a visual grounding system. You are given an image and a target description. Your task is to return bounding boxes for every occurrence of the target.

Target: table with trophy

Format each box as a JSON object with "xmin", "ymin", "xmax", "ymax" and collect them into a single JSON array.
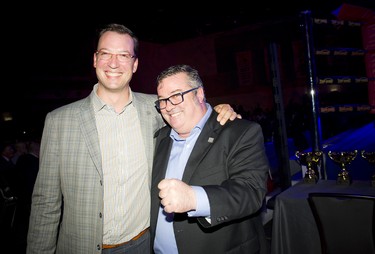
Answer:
[
  {"xmin": 270, "ymin": 178, "xmax": 375, "ymax": 254},
  {"xmin": 271, "ymin": 122, "xmax": 375, "ymax": 254},
  {"xmin": 272, "ymin": 147, "xmax": 375, "ymax": 254},
  {"xmin": 295, "ymin": 149, "xmax": 375, "ymax": 186}
]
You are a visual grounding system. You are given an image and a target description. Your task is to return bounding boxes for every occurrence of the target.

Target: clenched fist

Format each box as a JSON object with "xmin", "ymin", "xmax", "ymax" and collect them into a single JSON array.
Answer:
[{"xmin": 158, "ymin": 178, "xmax": 197, "ymax": 213}]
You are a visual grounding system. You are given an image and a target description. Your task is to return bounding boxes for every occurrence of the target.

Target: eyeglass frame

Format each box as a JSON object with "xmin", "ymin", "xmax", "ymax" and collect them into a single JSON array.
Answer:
[
  {"xmin": 154, "ymin": 86, "xmax": 201, "ymax": 110},
  {"xmin": 95, "ymin": 49, "xmax": 136, "ymax": 62}
]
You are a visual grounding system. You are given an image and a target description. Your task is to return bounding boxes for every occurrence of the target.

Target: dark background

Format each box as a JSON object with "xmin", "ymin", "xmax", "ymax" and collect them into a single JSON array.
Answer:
[
  {"xmin": 6, "ymin": 1, "xmax": 374, "ymax": 77},
  {"xmin": 1, "ymin": 0, "xmax": 374, "ymax": 140}
]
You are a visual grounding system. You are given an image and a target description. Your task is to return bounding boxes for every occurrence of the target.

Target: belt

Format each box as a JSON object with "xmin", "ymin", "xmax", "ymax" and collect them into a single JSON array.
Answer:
[{"xmin": 102, "ymin": 227, "xmax": 149, "ymax": 249}]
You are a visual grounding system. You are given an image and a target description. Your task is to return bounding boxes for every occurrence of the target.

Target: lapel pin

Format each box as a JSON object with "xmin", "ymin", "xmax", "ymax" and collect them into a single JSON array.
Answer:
[{"xmin": 208, "ymin": 137, "xmax": 214, "ymax": 143}]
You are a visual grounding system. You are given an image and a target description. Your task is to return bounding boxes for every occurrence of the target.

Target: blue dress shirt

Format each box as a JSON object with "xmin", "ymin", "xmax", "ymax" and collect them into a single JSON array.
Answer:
[{"xmin": 154, "ymin": 104, "xmax": 212, "ymax": 254}]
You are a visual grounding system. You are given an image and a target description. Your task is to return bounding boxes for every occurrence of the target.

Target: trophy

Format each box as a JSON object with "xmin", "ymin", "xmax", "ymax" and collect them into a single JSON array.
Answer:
[
  {"xmin": 295, "ymin": 151, "xmax": 323, "ymax": 183},
  {"xmin": 328, "ymin": 150, "xmax": 357, "ymax": 185},
  {"xmin": 361, "ymin": 150, "xmax": 375, "ymax": 187}
]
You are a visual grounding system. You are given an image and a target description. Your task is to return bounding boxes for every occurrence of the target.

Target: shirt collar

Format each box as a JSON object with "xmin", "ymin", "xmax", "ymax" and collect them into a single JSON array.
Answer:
[
  {"xmin": 170, "ymin": 103, "xmax": 212, "ymax": 140},
  {"xmin": 91, "ymin": 83, "xmax": 133, "ymax": 113}
]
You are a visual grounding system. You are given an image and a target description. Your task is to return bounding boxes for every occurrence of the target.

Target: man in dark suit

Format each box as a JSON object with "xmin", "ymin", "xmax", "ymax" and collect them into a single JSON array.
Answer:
[
  {"xmin": 0, "ymin": 141, "xmax": 17, "ymax": 251},
  {"xmin": 14, "ymin": 139, "xmax": 40, "ymax": 253},
  {"xmin": 151, "ymin": 64, "xmax": 270, "ymax": 254},
  {"xmin": 0, "ymin": 142, "xmax": 16, "ymax": 199}
]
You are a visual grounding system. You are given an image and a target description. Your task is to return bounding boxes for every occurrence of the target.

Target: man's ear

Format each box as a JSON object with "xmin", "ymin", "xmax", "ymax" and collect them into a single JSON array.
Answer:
[
  {"xmin": 93, "ymin": 53, "xmax": 97, "ymax": 68},
  {"xmin": 132, "ymin": 58, "xmax": 139, "ymax": 73},
  {"xmin": 197, "ymin": 87, "xmax": 205, "ymax": 103}
]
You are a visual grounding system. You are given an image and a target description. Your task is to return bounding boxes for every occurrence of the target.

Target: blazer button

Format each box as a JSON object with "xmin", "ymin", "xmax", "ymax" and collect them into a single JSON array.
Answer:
[{"xmin": 99, "ymin": 212, "xmax": 102, "ymax": 218}]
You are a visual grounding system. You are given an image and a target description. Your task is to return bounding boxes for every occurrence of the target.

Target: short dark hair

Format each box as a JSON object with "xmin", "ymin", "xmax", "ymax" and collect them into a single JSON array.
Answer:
[
  {"xmin": 96, "ymin": 23, "xmax": 139, "ymax": 57},
  {"xmin": 156, "ymin": 64, "xmax": 204, "ymax": 89}
]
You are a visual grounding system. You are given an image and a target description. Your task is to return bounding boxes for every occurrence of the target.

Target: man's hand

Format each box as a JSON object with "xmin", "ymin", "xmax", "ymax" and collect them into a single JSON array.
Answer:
[
  {"xmin": 214, "ymin": 104, "xmax": 242, "ymax": 125},
  {"xmin": 158, "ymin": 179, "xmax": 196, "ymax": 213}
]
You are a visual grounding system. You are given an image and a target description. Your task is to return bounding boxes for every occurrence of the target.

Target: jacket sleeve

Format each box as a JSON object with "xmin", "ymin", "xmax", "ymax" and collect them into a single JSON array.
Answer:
[{"xmin": 198, "ymin": 122, "xmax": 269, "ymax": 228}]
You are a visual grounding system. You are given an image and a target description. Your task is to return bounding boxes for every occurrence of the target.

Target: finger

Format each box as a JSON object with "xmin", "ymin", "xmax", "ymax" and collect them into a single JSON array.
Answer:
[
  {"xmin": 159, "ymin": 191, "xmax": 166, "ymax": 199},
  {"xmin": 158, "ymin": 179, "xmax": 169, "ymax": 189},
  {"xmin": 213, "ymin": 104, "xmax": 223, "ymax": 113},
  {"xmin": 217, "ymin": 114, "xmax": 223, "ymax": 125},
  {"xmin": 219, "ymin": 109, "xmax": 233, "ymax": 125},
  {"xmin": 160, "ymin": 198, "xmax": 169, "ymax": 207},
  {"xmin": 230, "ymin": 112, "xmax": 240, "ymax": 120},
  {"xmin": 163, "ymin": 205, "xmax": 173, "ymax": 214}
]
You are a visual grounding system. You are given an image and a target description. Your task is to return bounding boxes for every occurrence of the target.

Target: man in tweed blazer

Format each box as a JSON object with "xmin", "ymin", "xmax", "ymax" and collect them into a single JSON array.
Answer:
[{"xmin": 27, "ymin": 24, "xmax": 237, "ymax": 254}]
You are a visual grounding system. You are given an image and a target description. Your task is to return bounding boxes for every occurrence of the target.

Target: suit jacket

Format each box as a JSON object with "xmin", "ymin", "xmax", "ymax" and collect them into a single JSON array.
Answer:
[
  {"xmin": 16, "ymin": 153, "xmax": 39, "ymax": 207},
  {"xmin": 27, "ymin": 89, "xmax": 165, "ymax": 254},
  {"xmin": 0, "ymin": 156, "xmax": 16, "ymax": 198},
  {"xmin": 151, "ymin": 111, "xmax": 270, "ymax": 254}
]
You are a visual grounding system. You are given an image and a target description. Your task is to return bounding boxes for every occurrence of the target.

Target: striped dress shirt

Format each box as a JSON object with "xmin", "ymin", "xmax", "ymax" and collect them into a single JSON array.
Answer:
[{"xmin": 92, "ymin": 86, "xmax": 149, "ymax": 245}]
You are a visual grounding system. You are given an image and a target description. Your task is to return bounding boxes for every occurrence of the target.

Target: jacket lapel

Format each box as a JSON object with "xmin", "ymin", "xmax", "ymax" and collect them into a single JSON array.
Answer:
[
  {"xmin": 182, "ymin": 112, "xmax": 221, "ymax": 182},
  {"xmin": 152, "ymin": 130, "xmax": 173, "ymax": 188},
  {"xmin": 133, "ymin": 93, "xmax": 158, "ymax": 171},
  {"xmin": 78, "ymin": 96, "xmax": 102, "ymax": 177}
]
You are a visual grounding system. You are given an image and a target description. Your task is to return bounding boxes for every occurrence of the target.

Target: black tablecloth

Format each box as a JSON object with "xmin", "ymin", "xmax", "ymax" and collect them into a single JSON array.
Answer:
[{"xmin": 271, "ymin": 180, "xmax": 375, "ymax": 254}]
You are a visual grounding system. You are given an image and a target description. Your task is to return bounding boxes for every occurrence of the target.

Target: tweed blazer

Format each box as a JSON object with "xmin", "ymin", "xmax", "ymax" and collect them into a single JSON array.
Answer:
[
  {"xmin": 150, "ymin": 111, "xmax": 270, "ymax": 254},
  {"xmin": 27, "ymin": 88, "xmax": 165, "ymax": 254}
]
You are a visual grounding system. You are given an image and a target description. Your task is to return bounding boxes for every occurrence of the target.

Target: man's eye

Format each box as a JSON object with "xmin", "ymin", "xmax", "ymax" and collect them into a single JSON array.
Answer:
[
  {"xmin": 118, "ymin": 53, "xmax": 131, "ymax": 60},
  {"xmin": 171, "ymin": 94, "xmax": 180, "ymax": 100},
  {"xmin": 99, "ymin": 52, "xmax": 110, "ymax": 58}
]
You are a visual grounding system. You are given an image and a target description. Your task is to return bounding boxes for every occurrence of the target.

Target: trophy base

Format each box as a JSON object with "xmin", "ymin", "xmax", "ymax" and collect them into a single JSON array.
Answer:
[
  {"xmin": 336, "ymin": 177, "xmax": 351, "ymax": 185},
  {"xmin": 303, "ymin": 174, "xmax": 318, "ymax": 184},
  {"xmin": 336, "ymin": 171, "xmax": 351, "ymax": 185}
]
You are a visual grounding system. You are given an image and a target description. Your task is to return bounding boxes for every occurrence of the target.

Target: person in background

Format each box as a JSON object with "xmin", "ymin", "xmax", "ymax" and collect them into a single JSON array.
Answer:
[
  {"xmin": 0, "ymin": 141, "xmax": 16, "ymax": 199},
  {"xmin": 16, "ymin": 139, "xmax": 40, "ymax": 208},
  {"xmin": 151, "ymin": 64, "xmax": 270, "ymax": 254},
  {"xmin": 14, "ymin": 138, "xmax": 40, "ymax": 253},
  {"xmin": 27, "ymin": 24, "xmax": 238, "ymax": 254},
  {"xmin": 0, "ymin": 141, "xmax": 17, "ymax": 252},
  {"xmin": 11, "ymin": 141, "xmax": 28, "ymax": 165}
]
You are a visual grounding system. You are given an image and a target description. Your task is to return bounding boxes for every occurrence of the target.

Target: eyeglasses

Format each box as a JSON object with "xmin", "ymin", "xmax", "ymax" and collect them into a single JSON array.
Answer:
[
  {"xmin": 155, "ymin": 87, "xmax": 200, "ymax": 110},
  {"xmin": 95, "ymin": 50, "xmax": 136, "ymax": 62}
]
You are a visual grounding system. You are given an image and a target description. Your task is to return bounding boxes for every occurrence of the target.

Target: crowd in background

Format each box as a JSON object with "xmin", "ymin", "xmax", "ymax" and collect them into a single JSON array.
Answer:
[
  {"xmin": 0, "ymin": 137, "xmax": 40, "ymax": 253},
  {"xmin": 232, "ymin": 100, "xmax": 312, "ymax": 152}
]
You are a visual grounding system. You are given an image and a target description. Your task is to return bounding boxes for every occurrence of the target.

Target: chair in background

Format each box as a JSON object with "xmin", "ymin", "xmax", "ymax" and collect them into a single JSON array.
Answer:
[{"xmin": 308, "ymin": 192, "xmax": 375, "ymax": 254}]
